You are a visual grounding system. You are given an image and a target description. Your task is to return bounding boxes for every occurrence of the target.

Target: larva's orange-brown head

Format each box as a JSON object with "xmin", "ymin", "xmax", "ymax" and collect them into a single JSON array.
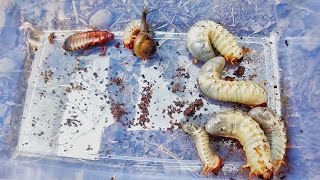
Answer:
[{"xmin": 258, "ymin": 168, "xmax": 273, "ymax": 180}]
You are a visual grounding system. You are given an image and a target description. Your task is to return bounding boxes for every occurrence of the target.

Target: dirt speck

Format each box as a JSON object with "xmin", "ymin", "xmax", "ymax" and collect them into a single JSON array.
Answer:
[
  {"xmin": 110, "ymin": 77, "xmax": 125, "ymax": 91},
  {"xmin": 48, "ymin": 33, "xmax": 55, "ymax": 44},
  {"xmin": 110, "ymin": 100, "xmax": 125, "ymax": 122},
  {"xmin": 40, "ymin": 70, "xmax": 54, "ymax": 83},
  {"xmin": 225, "ymin": 76, "xmax": 235, "ymax": 81},
  {"xmin": 137, "ymin": 82, "xmax": 153, "ymax": 128},
  {"xmin": 192, "ymin": 58, "xmax": 199, "ymax": 64},
  {"xmin": 172, "ymin": 82, "xmax": 180, "ymax": 93},
  {"xmin": 183, "ymin": 99, "xmax": 204, "ymax": 116},
  {"xmin": 173, "ymin": 100, "xmax": 186, "ymax": 108},
  {"xmin": 114, "ymin": 42, "xmax": 120, "ymax": 48},
  {"xmin": 233, "ymin": 66, "xmax": 245, "ymax": 77},
  {"xmin": 248, "ymin": 74, "xmax": 257, "ymax": 81}
]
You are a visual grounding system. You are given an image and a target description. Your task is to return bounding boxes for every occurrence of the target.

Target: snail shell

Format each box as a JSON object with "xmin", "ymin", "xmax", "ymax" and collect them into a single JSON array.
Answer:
[{"xmin": 133, "ymin": 32, "xmax": 156, "ymax": 60}]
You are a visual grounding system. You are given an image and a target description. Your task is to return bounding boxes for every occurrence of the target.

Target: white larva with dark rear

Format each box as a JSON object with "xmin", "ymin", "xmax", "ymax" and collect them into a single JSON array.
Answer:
[
  {"xmin": 198, "ymin": 57, "xmax": 267, "ymax": 106},
  {"xmin": 248, "ymin": 107, "xmax": 287, "ymax": 173},
  {"xmin": 123, "ymin": 19, "xmax": 141, "ymax": 49},
  {"xmin": 205, "ymin": 111, "xmax": 274, "ymax": 179},
  {"xmin": 182, "ymin": 123, "xmax": 223, "ymax": 176},
  {"xmin": 187, "ymin": 20, "xmax": 243, "ymax": 63}
]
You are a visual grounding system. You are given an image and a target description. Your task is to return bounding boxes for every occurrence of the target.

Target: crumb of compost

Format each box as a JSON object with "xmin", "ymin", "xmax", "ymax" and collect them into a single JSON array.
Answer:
[
  {"xmin": 172, "ymin": 82, "xmax": 180, "ymax": 93},
  {"xmin": 233, "ymin": 66, "xmax": 245, "ymax": 77},
  {"xmin": 183, "ymin": 99, "xmax": 204, "ymax": 116},
  {"xmin": 48, "ymin": 33, "xmax": 55, "ymax": 44},
  {"xmin": 110, "ymin": 100, "xmax": 125, "ymax": 122},
  {"xmin": 225, "ymin": 76, "xmax": 235, "ymax": 81}
]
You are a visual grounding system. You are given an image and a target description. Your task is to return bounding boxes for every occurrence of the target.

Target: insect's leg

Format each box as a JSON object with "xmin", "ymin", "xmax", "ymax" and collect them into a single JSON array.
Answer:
[
  {"xmin": 132, "ymin": 35, "xmax": 137, "ymax": 40},
  {"xmin": 279, "ymin": 160, "xmax": 285, "ymax": 165},
  {"xmin": 248, "ymin": 171, "xmax": 255, "ymax": 180},
  {"xmin": 240, "ymin": 164, "xmax": 250, "ymax": 173},
  {"xmin": 132, "ymin": 50, "xmax": 137, "ymax": 57},
  {"xmin": 99, "ymin": 45, "xmax": 106, "ymax": 56},
  {"xmin": 201, "ymin": 165, "xmax": 209, "ymax": 176}
]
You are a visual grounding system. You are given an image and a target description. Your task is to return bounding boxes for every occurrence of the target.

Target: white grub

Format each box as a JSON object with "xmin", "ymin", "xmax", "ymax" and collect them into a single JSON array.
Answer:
[
  {"xmin": 187, "ymin": 20, "xmax": 243, "ymax": 63},
  {"xmin": 182, "ymin": 123, "xmax": 222, "ymax": 176},
  {"xmin": 248, "ymin": 107, "xmax": 287, "ymax": 173},
  {"xmin": 198, "ymin": 57, "xmax": 267, "ymax": 106},
  {"xmin": 123, "ymin": 19, "xmax": 141, "ymax": 49},
  {"xmin": 205, "ymin": 111, "xmax": 273, "ymax": 179}
]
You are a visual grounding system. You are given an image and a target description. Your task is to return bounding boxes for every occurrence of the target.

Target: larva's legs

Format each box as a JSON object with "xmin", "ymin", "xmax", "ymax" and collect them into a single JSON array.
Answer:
[
  {"xmin": 225, "ymin": 55, "xmax": 237, "ymax": 64},
  {"xmin": 249, "ymin": 171, "xmax": 255, "ymax": 180},
  {"xmin": 241, "ymin": 164, "xmax": 250, "ymax": 173},
  {"xmin": 201, "ymin": 165, "xmax": 210, "ymax": 176},
  {"xmin": 201, "ymin": 156, "xmax": 223, "ymax": 176},
  {"xmin": 274, "ymin": 160, "xmax": 285, "ymax": 173}
]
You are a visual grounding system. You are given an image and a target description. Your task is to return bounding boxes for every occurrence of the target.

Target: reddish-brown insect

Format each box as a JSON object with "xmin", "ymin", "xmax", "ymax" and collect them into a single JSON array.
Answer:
[{"xmin": 63, "ymin": 31, "xmax": 114, "ymax": 51}]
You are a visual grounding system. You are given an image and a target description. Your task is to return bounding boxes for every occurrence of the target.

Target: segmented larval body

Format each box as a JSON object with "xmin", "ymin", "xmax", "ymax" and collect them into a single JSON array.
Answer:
[
  {"xmin": 187, "ymin": 20, "xmax": 243, "ymax": 63},
  {"xmin": 123, "ymin": 19, "xmax": 141, "ymax": 49},
  {"xmin": 198, "ymin": 57, "xmax": 267, "ymax": 106},
  {"xmin": 248, "ymin": 107, "xmax": 287, "ymax": 173},
  {"xmin": 205, "ymin": 111, "xmax": 274, "ymax": 180},
  {"xmin": 63, "ymin": 31, "xmax": 114, "ymax": 51},
  {"xmin": 182, "ymin": 123, "xmax": 223, "ymax": 176}
]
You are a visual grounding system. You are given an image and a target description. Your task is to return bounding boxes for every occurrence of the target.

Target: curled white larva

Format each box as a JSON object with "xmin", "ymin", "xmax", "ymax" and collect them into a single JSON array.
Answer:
[
  {"xmin": 248, "ymin": 107, "xmax": 287, "ymax": 173},
  {"xmin": 187, "ymin": 20, "xmax": 243, "ymax": 63},
  {"xmin": 205, "ymin": 111, "xmax": 274, "ymax": 180},
  {"xmin": 123, "ymin": 19, "xmax": 141, "ymax": 49},
  {"xmin": 182, "ymin": 123, "xmax": 223, "ymax": 176},
  {"xmin": 198, "ymin": 57, "xmax": 267, "ymax": 106}
]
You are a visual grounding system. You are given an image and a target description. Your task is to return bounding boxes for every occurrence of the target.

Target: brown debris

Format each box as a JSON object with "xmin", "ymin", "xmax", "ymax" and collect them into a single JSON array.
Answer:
[
  {"xmin": 173, "ymin": 67, "xmax": 190, "ymax": 79},
  {"xmin": 110, "ymin": 99, "xmax": 125, "ymax": 122},
  {"xmin": 248, "ymin": 74, "xmax": 257, "ymax": 81},
  {"xmin": 110, "ymin": 77, "xmax": 125, "ymax": 91},
  {"xmin": 48, "ymin": 33, "xmax": 55, "ymax": 44},
  {"xmin": 183, "ymin": 99, "xmax": 204, "ymax": 116},
  {"xmin": 137, "ymin": 82, "xmax": 153, "ymax": 128},
  {"xmin": 172, "ymin": 82, "xmax": 180, "ymax": 93},
  {"xmin": 224, "ymin": 76, "xmax": 235, "ymax": 81},
  {"xmin": 40, "ymin": 70, "xmax": 54, "ymax": 83},
  {"xmin": 192, "ymin": 58, "xmax": 199, "ymax": 64},
  {"xmin": 166, "ymin": 105, "xmax": 182, "ymax": 119},
  {"xmin": 65, "ymin": 83, "xmax": 85, "ymax": 93},
  {"xmin": 173, "ymin": 100, "xmax": 186, "ymax": 108},
  {"xmin": 233, "ymin": 66, "xmax": 245, "ymax": 77},
  {"xmin": 100, "ymin": 46, "xmax": 106, "ymax": 56}
]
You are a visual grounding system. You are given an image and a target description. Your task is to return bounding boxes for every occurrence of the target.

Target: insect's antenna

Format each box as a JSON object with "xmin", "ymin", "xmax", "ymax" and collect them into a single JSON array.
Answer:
[{"xmin": 143, "ymin": 7, "xmax": 158, "ymax": 14}]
